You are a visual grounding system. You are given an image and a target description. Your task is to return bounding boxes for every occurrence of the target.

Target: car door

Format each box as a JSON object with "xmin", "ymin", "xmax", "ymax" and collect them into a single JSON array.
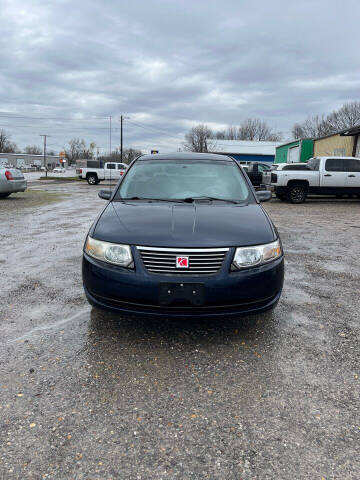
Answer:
[
  {"xmin": 105, "ymin": 163, "xmax": 117, "ymax": 180},
  {"xmin": 345, "ymin": 158, "xmax": 360, "ymax": 189},
  {"xmin": 256, "ymin": 164, "xmax": 270, "ymax": 185},
  {"xmin": 322, "ymin": 158, "xmax": 347, "ymax": 187}
]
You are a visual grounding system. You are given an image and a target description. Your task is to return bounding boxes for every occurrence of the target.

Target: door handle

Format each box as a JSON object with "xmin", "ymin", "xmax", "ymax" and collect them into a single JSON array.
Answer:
[
  {"xmin": 324, "ymin": 174, "xmax": 332, "ymax": 177},
  {"xmin": 348, "ymin": 174, "xmax": 356, "ymax": 177}
]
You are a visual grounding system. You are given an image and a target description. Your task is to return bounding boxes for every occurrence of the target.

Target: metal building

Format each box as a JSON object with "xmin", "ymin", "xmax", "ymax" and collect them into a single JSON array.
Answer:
[
  {"xmin": 275, "ymin": 139, "xmax": 314, "ymax": 164},
  {"xmin": 209, "ymin": 140, "xmax": 282, "ymax": 164},
  {"xmin": 0, "ymin": 152, "xmax": 60, "ymax": 168}
]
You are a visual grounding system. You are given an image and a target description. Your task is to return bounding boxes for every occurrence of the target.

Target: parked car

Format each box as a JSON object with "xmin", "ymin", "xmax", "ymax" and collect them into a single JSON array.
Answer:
[
  {"xmin": 242, "ymin": 162, "xmax": 272, "ymax": 188},
  {"xmin": 267, "ymin": 162, "xmax": 310, "ymax": 172},
  {"xmin": 76, "ymin": 162, "xmax": 128, "ymax": 185},
  {"xmin": 0, "ymin": 167, "xmax": 27, "ymax": 198},
  {"xmin": 263, "ymin": 157, "xmax": 360, "ymax": 203},
  {"xmin": 53, "ymin": 167, "xmax": 65, "ymax": 173},
  {"xmin": 82, "ymin": 152, "xmax": 284, "ymax": 317}
]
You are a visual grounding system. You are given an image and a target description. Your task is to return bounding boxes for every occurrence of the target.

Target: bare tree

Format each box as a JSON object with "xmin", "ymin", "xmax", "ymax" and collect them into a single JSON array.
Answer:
[
  {"xmin": 0, "ymin": 129, "xmax": 18, "ymax": 153},
  {"xmin": 123, "ymin": 148, "xmax": 142, "ymax": 163},
  {"xmin": 214, "ymin": 130, "xmax": 226, "ymax": 139},
  {"xmin": 292, "ymin": 115, "xmax": 333, "ymax": 139},
  {"xmin": 238, "ymin": 118, "xmax": 282, "ymax": 141},
  {"xmin": 100, "ymin": 148, "xmax": 142, "ymax": 164},
  {"xmin": 326, "ymin": 101, "xmax": 360, "ymax": 131},
  {"xmin": 184, "ymin": 124, "xmax": 212, "ymax": 152},
  {"xmin": 225, "ymin": 125, "xmax": 238, "ymax": 140},
  {"xmin": 25, "ymin": 145, "xmax": 42, "ymax": 155},
  {"xmin": 209, "ymin": 119, "xmax": 282, "ymax": 142},
  {"xmin": 65, "ymin": 138, "xmax": 95, "ymax": 165},
  {"xmin": 292, "ymin": 101, "xmax": 360, "ymax": 139}
]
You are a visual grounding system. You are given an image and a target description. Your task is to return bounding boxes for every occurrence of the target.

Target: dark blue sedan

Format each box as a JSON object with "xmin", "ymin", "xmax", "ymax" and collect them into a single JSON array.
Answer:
[{"xmin": 82, "ymin": 153, "xmax": 284, "ymax": 317}]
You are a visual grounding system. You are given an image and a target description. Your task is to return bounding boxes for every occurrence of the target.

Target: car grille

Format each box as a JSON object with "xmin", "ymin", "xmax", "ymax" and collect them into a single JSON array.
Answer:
[{"xmin": 137, "ymin": 246, "xmax": 229, "ymax": 275}]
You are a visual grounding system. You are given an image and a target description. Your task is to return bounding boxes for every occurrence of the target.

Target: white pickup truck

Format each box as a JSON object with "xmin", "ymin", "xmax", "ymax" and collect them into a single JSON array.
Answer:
[
  {"xmin": 262, "ymin": 156, "xmax": 360, "ymax": 203},
  {"xmin": 76, "ymin": 162, "xmax": 128, "ymax": 185}
]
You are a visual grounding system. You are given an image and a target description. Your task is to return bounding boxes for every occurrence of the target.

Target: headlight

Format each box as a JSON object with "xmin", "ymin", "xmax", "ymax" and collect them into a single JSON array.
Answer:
[
  {"xmin": 84, "ymin": 236, "xmax": 133, "ymax": 267},
  {"xmin": 233, "ymin": 239, "xmax": 282, "ymax": 269}
]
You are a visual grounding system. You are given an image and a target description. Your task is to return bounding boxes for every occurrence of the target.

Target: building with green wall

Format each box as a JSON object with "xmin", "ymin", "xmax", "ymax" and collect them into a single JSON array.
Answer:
[{"xmin": 275, "ymin": 139, "xmax": 314, "ymax": 164}]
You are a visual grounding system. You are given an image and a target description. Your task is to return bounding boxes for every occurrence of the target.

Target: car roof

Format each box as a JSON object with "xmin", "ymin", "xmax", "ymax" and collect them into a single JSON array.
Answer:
[
  {"xmin": 138, "ymin": 152, "xmax": 234, "ymax": 162},
  {"xmin": 315, "ymin": 156, "xmax": 360, "ymax": 160},
  {"xmin": 276, "ymin": 162, "xmax": 306, "ymax": 168}
]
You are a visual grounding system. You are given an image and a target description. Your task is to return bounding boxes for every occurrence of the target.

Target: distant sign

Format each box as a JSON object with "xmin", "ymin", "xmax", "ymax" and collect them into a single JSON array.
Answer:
[
  {"xmin": 59, "ymin": 151, "xmax": 65, "ymax": 159},
  {"xmin": 151, "ymin": 150, "xmax": 159, "ymax": 154}
]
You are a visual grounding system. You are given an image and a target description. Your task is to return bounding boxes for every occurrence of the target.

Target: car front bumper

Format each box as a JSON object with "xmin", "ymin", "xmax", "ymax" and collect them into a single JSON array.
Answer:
[{"xmin": 82, "ymin": 248, "xmax": 284, "ymax": 318}]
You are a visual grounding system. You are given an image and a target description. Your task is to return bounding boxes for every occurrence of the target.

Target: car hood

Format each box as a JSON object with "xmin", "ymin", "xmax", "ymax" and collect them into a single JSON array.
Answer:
[{"xmin": 92, "ymin": 201, "xmax": 276, "ymax": 248}]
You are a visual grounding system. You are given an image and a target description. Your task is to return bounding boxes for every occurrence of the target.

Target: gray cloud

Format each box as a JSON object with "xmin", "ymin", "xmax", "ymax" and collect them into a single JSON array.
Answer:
[{"xmin": 0, "ymin": 0, "xmax": 359, "ymax": 153}]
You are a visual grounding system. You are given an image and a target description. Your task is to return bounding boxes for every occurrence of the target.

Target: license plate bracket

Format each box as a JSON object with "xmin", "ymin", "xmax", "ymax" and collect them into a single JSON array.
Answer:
[{"xmin": 159, "ymin": 283, "xmax": 204, "ymax": 306}]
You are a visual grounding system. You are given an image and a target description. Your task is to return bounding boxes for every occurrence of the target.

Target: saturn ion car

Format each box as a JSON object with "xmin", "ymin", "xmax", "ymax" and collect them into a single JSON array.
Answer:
[{"xmin": 82, "ymin": 153, "xmax": 284, "ymax": 317}]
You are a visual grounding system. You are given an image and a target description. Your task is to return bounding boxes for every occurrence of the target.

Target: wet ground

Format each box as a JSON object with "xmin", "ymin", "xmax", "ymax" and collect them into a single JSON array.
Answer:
[{"xmin": 0, "ymin": 181, "xmax": 359, "ymax": 479}]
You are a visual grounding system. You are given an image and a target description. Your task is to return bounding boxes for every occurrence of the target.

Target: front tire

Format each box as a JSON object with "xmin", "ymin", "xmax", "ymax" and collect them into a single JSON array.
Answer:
[
  {"xmin": 286, "ymin": 184, "xmax": 308, "ymax": 204},
  {"xmin": 0, "ymin": 193, "xmax": 10, "ymax": 198},
  {"xmin": 87, "ymin": 174, "xmax": 98, "ymax": 185}
]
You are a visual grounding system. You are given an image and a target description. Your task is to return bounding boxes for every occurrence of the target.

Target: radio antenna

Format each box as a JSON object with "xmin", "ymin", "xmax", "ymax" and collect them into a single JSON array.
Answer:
[{"xmin": 109, "ymin": 116, "xmax": 112, "ymax": 190}]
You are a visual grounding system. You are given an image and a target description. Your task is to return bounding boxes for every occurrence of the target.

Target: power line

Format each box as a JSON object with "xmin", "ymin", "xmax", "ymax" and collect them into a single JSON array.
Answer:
[
  {"xmin": 0, "ymin": 122, "xmax": 121, "ymax": 131},
  {"xmin": 126, "ymin": 119, "xmax": 182, "ymax": 142},
  {"xmin": 0, "ymin": 112, "xmax": 110, "ymax": 121},
  {"xmin": 0, "ymin": 111, "xmax": 183, "ymax": 141}
]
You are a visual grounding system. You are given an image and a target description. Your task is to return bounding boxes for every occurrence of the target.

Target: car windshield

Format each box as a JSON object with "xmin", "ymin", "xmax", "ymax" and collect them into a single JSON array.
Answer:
[{"xmin": 116, "ymin": 159, "xmax": 253, "ymax": 203}]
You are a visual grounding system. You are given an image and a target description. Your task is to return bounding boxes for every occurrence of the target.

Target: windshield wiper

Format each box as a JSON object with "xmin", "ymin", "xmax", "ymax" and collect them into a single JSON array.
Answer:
[
  {"xmin": 183, "ymin": 196, "xmax": 241, "ymax": 204},
  {"xmin": 119, "ymin": 196, "xmax": 183, "ymax": 203}
]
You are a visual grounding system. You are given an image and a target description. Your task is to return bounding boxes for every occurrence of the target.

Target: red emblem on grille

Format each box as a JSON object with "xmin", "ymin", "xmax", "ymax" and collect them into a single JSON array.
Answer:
[{"xmin": 176, "ymin": 256, "xmax": 189, "ymax": 268}]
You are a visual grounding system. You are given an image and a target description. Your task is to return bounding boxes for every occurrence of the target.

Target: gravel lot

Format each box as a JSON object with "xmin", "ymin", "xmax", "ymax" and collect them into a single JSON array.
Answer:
[{"xmin": 0, "ymin": 181, "xmax": 359, "ymax": 479}]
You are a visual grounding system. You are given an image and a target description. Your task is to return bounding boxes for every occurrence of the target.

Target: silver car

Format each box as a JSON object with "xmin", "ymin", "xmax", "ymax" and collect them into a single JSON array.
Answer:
[{"xmin": 0, "ymin": 167, "xmax": 27, "ymax": 198}]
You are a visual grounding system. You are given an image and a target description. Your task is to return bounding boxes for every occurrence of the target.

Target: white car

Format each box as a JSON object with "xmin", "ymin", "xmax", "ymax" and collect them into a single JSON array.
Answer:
[
  {"xmin": 269, "ymin": 162, "xmax": 310, "ymax": 172},
  {"xmin": 53, "ymin": 167, "xmax": 65, "ymax": 173},
  {"xmin": 0, "ymin": 167, "xmax": 27, "ymax": 198}
]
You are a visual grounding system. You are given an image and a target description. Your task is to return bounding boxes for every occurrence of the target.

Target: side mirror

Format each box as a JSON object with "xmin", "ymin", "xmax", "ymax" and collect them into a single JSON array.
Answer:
[
  {"xmin": 256, "ymin": 190, "xmax": 272, "ymax": 202},
  {"xmin": 98, "ymin": 189, "xmax": 113, "ymax": 200}
]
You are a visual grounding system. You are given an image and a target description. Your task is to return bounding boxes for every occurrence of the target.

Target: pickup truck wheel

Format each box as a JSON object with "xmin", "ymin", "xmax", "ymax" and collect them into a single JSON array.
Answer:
[
  {"xmin": 0, "ymin": 193, "xmax": 10, "ymax": 198},
  {"xmin": 286, "ymin": 184, "xmax": 307, "ymax": 204},
  {"xmin": 87, "ymin": 174, "xmax": 98, "ymax": 185}
]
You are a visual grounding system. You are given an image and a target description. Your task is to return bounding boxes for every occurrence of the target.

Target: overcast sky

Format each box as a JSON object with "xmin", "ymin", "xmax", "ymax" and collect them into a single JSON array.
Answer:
[{"xmin": 0, "ymin": 0, "xmax": 359, "ymax": 154}]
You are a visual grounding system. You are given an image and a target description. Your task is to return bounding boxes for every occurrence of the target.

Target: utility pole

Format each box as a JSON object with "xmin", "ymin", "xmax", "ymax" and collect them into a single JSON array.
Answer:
[
  {"xmin": 40, "ymin": 134, "xmax": 50, "ymax": 177},
  {"xmin": 109, "ymin": 116, "xmax": 112, "ymax": 158},
  {"xmin": 120, "ymin": 115, "xmax": 123, "ymax": 162}
]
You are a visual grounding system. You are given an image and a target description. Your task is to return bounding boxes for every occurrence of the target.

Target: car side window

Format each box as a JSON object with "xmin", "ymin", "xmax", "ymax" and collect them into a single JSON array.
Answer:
[
  {"xmin": 107, "ymin": 164, "xmax": 116, "ymax": 169},
  {"xmin": 307, "ymin": 158, "xmax": 320, "ymax": 171},
  {"xmin": 258, "ymin": 164, "xmax": 269, "ymax": 172},
  {"xmin": 283, "ymin": 165, "xmax": 303, "ymax": 170},
  {"xmin": 325, "ymin": 158, "xmax": 345, "ymax": 172},
  {"xmin": 346, "ymin": 159, "xmax": 360, "ymax": 172},
  {"xmin": 284, "ymin": 164, "xmax": 310, "ymax": 170}
]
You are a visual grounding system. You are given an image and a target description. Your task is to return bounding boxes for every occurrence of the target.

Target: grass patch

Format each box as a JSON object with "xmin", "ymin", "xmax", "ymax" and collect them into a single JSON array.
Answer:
[
  {"xmin": 0, "ymin": 188, "xmax": 66, "ymax": 212},
  {"xmin": 39, "ymin": 176, "xmax": 80, "ymax": 181}
]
